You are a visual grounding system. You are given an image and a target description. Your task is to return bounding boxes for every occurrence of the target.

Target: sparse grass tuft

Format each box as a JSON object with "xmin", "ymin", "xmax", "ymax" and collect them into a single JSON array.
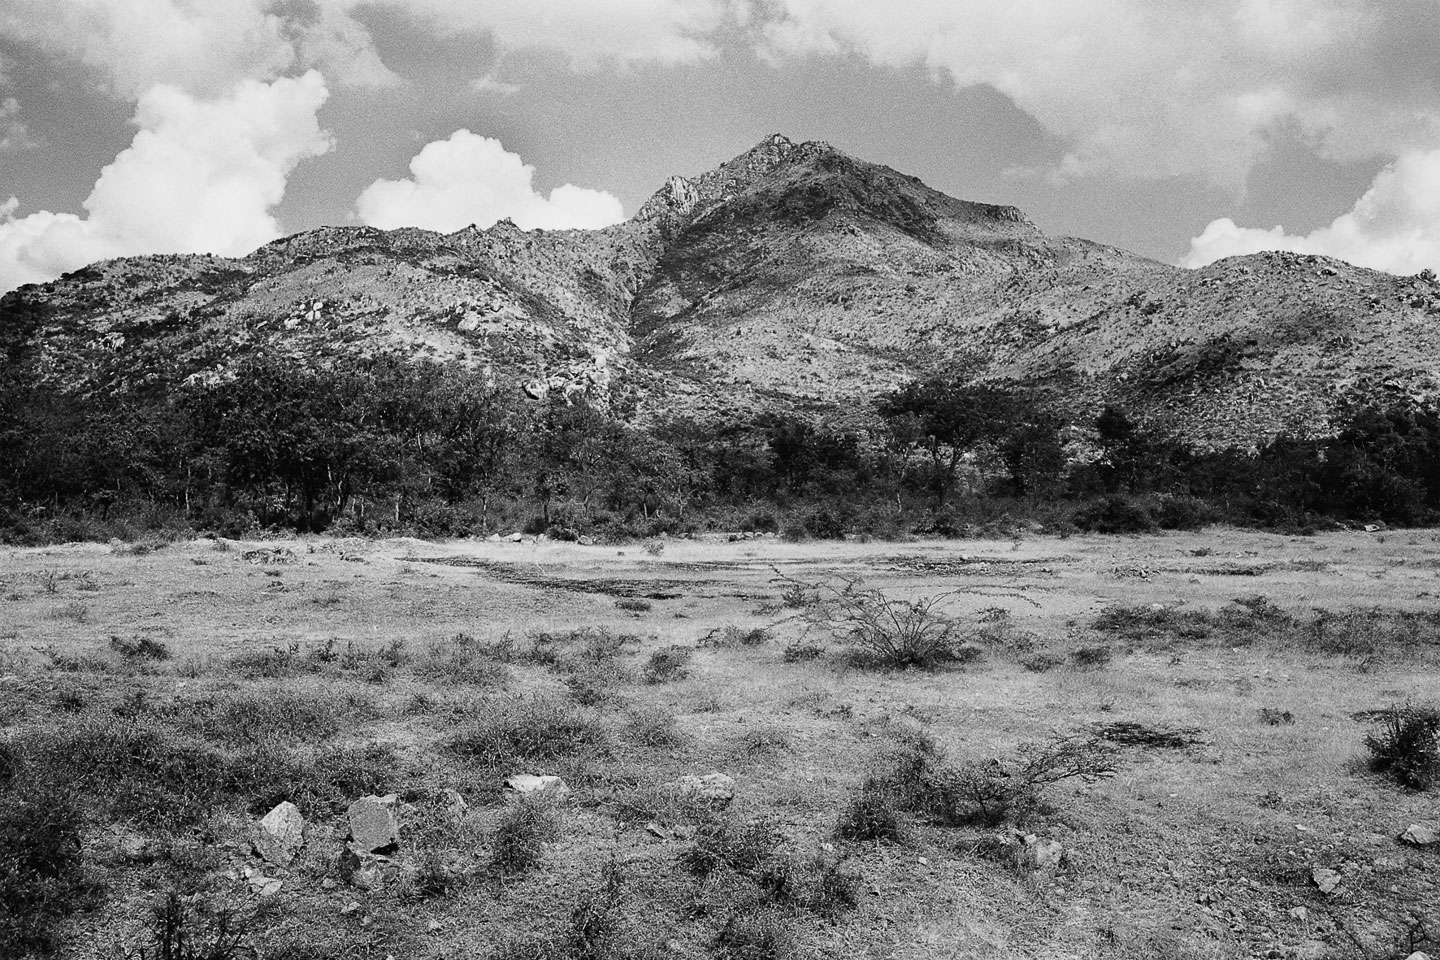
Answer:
[
  {"xmin": 0, "ymin": 785, "xmax": 92, "ymax": 957},
  {"xmin": 624, "ymin": 706, "xmax": 685, "ymax": 748},
  {"xmin": 108, "ymin": 634, "xmax": 170, "ymax": 662},
  {"xmin": 834, "ymin": 790, "xmax": 905, "ymax": 843},
  {"xmin": 416, "ymin": 633, "xmax": 510, "ymax": 687},
  {"xmin": 449, "ymin": 697, "xmax": 609, "ymax": 770},
  {"xmin": 716, "ymin": 910, "xmax": 795, "ymax": 960},
  {"xmin": 643, "ymin": 645, "xmax": 693, "ymax": 684},
  {"xmin": 680, "ymin": 817, "xmax": 782, "ymax": 879},
  {"xmin": 1364, "ymin": 702, "xmax": 1440, "ymax": 790},
  {"xmin": 490, "ymin": 796, "xmax": 561, "ymax": 876},
  {"xmin": 615, "ymin": 598, "xmax": 652, "ymax": 613}
]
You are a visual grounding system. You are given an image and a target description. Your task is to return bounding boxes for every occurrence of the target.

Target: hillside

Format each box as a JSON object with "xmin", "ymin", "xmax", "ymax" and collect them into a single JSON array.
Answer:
[{"xmin": 4, "ymin": 134, "xmax": 1440, "ymax": 447}]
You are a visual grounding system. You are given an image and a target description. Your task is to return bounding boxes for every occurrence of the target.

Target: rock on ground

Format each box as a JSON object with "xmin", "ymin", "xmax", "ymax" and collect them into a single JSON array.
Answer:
[
  {"xmin": 346, "ymin": 795, "xmax": 399, "ymax": 854},
  {"xmin": 251, "ymin": 801, "xmax": 305, "ymax": 866},
  {"xmin": 671, "ymin": 773, "xmax": 736, "ymax": 808},
  {"xmin": 502, "ymin": 774, "xmax": 570, "ymax": 799}
]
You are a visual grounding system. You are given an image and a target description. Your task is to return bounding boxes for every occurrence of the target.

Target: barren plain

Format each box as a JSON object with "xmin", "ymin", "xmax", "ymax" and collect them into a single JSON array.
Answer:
[{"xmin": 1, "ymin": 530, "xmax": 1437, "ymax": 959}]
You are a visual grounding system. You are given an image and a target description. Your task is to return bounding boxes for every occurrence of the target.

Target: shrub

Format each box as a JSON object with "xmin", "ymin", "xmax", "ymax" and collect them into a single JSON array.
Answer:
[
  {"xmin": 109, "ymin": 634, "xmax": 171, "ymax": 661},
  {"xmin": 701, "ymin": 625, "xmax": 771, "ymax": 648},
  {"xmin": 563, "ymin": 663, "xmax": 629, "ymax": 707},
  {"xmin": 783, "ymin": 575, "xmax": 965, "ymax": 669},
  {"xmin": 624, "ymin": 707, "xmax": 685, "ymax": 748},
  {"xmin": 1020, "ymin": 653, "xmax": 1063, "ymax": 673},
  {"xmin": 416, "ymin": 634, "xmax": 510, "ymax": 687},
  {"xmin": 1070, "ymin": 646, "xmax": 1113, "ymax": 669},
  {"xmin": 834, "ymin": 790, "xmax": 904, "ymax": 843},
  {"xmin": 680, "ymin": 818, "xmax": 782, "ymax": 879},
  {"xmin": 642, "ymin": 646, "xmax": 693, "ymax": 684},
  {"xmin": 781, "ymin": 641, "xmax": 824, "ymax": 663},
  {"xmin": 0, "ymin": 787, "xmax": 91, "ymax": 957},
  {"xmin": 127, "ymin": 890, "xmax": 251, "ymax": 960},
  {"xmin": 1073, "ymin": 496, "xmax": 1154, "ymax": 534},
  {"xmin": 615, "ymin": 599, "xmax": 652, "ymax": 613},
  {"xmin": 490, "ymin": 797, "xmax": 561, "ymax": 876},
  {"xmin": 1364, "ymin": 703, "xmax": 1440, "ymax": 790},
  {"xmin": 449, "ymin": 698, "xmax": 609, "ymax": 769}
]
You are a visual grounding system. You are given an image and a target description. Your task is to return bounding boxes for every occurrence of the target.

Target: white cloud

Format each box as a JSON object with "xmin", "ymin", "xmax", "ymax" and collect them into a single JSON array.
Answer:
[
  {"xmin": 0, "ymin": 71, "xmax": 332, "ymax": 293},
  {"xmin": 752, "ymin": 0, "xmax": 1440, "ymax": 187},
  {"xmin": 0, "ymin": 0, "xmax": 396, "ymax": 97},
  {"xmin": 355, "ymin": 130, "xmax": 625, "ymax": 232},
  {"xmin": 1183, "ymin": 150, "xmax": 1440, "ymax": 275}
]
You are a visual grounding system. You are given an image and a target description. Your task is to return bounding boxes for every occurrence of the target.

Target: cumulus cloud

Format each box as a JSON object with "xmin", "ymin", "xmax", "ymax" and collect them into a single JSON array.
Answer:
[
  {"xmin": 0, "ymin": 71, "xmax": 332, "ymax": 292},
  {"xmin": 752, "ymin": 0, "xmax": 1440, "ymax": 187},
  {"xmin": 0, "ymin": 98, "xmax": 39, "ymax": 152},
  {"xmin": 1183, "ymin": 150, "xmax": 1440, "ymax": 275},
  {"xmin": 355, "ymin": 130, "xmax": 625, "ymax": 232},
  {"xmin": 0, "ymin": 0, "xmax": 396, "ymax": 97}
]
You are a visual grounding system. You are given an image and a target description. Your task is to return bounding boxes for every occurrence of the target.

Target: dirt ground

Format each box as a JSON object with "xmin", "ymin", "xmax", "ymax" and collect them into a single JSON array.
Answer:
[{"xmin": 1, "ymin": 528, "xmax": 1437, "ymax": 960}]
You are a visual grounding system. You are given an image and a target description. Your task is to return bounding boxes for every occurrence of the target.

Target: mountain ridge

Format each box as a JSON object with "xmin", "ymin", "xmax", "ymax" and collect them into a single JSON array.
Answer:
[{"xmin": 4, "ymin": 133, "xmax": 1440, "ymax": 448}]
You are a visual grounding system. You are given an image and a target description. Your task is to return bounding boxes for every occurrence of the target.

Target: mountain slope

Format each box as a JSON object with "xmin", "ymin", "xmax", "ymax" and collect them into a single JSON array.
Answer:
[{"xmin": 4, "ymin": 134, "xmax": 1440, "ymax": 447}]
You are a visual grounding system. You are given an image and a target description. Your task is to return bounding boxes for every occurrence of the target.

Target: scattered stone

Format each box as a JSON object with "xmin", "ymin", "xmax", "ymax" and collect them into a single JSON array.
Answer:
[
  {"xmin": 578, "ymin": 535, "xmax": 596, "ymax": 546},
  {"xmin": 1404, "ymin": 953, "xmax": 1432, "ymax": 960},
  {"xmin": 340, "ymin": 900, "xmax": 362, "ymax": 916},
  {"xmin": 645, "ymin": 822, "xmax": 672, "ymax": 840},
  {"xmin": 338, "ymin": 846, "xmax": 387, "ymax": 891},
  {"xmin": 1022, "ymin": 835, "xmax": 1065, "ymax": 871},
  {"xmin": 672, "ymin": 773, "xmax": 736, "ymax": 808},
  {"xmin": 427, "ymin": 920, "xmax": 443, "ymax": 933},
  {"xmin": 1311, "ymin": 866, "xmax": 1342, "ymax": 895},
  {"xmin": 346, "ymin": 796, "xmax": 399, "ymax": 854},
  {"xmin": 439, "ymin": 788, "xmax": 469, "ymax": 813},
  {"xmin": 321, "ymin": 878, "xmax": 339, "ymax": 891},
  {"xmin": 241, "ymin": 864, "xmax": 282, "ymax": 897},
  {"xmin": 502, "ymin": 774, "xmax": 570, "ymax": 799},
  {"xmin": 1399, "ymin": 824, "xmax": 1437, "ymax": 847},
  {"xmin": 506, "ymin": 532, "xmax": 524, "ymax": 543},
  {"xmin": 1288, "ymin": 906, "xmax": 1309, "ymax": 922},
  {"xmin": 252, "ymin": 801, "xmax": 305, "ymax": 866},
  {"xmin": 485, "ymin": 534, "xmax": 501, "ymax": 543},
  {"xmin": 242, "ymin": 547, "xmax": 298, "ymax": 565}
]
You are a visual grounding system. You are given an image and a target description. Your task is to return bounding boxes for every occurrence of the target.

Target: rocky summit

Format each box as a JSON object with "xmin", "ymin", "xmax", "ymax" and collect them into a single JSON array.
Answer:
[{"xmin": 5, "ymin": 133, "xmax": 1440, "ymax": 448}]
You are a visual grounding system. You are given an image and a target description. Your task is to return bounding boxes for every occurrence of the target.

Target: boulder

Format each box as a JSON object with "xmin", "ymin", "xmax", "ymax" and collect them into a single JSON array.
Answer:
[
  {"xmin": 1399, "ymin": 823, "xmax": 1437, "ymax": 847},
  {"xmin": 251, "ymin": 801, "xmax": 305, "ymax": 866},
  {"xmin": 502, "ymin": 774, "xmax": 570, "ymax": 799},
  {"xmin": 485, "ymin": 533, "xmax": 502, "ymax": 543},
  {"xmin": 672, "ymin": 773, "xmax": 736, "ymax": 808},
  {"xmin": 346, "ymin": 795, "xmax": 399, "ymax": 854},
  {"xmin": 1022, "ymin": 835, "xmax": 1065, "ymax": 871},
  {"xmin": 506, "ymin": 532, "xmax": 524, "ymax": 543}
]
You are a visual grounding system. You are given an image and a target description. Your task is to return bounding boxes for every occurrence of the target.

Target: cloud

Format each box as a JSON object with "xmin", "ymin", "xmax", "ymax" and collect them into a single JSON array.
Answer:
[
  {"xmin": 1183, "ymin": 150, "xmax": 1440, "ymax": 275},
  {"xmin": 0, "ymin": 98, "xmax": 39, "ymax": 152},
  {"xmin": 0, "ymin": 71, "xmax": 331, "ymax": 293},
  {"xmin": 751, "ymin": 0, "xmax": 1440, "ymax": 187},
  {"xmin": 355, "ymin": 130, "xmax": 625, "ymax": 232},
  {"xmin": 0, "ymin": 0, "xmax": 396, "ymax": 97}
]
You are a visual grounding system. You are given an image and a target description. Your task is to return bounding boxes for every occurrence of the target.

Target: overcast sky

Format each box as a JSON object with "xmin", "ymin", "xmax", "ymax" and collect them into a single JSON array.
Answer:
[{"xmin": 1, "ymin": 0, "xmax": 1438, "ymax": 293}]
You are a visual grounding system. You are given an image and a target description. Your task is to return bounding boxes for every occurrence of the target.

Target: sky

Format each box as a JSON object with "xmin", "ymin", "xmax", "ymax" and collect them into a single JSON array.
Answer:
[{"xmin": 1, "ymin": 0, "xmax": 1439, "ymax": 294}]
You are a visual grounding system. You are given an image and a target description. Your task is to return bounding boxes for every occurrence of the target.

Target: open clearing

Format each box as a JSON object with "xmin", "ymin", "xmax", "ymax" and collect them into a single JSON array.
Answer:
[{"xmin": 1, "ymin": 529, "xmax": 1437, "ymax": 959}]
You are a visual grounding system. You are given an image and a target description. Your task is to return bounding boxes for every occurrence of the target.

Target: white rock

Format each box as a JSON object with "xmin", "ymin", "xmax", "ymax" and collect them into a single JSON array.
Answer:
[
  {"xmin": 252, "ymin": 801, "xmax": 305, "ymax": 866},
  {"xmin": 672, "ymin": 773, "xmax": 736, "ymax": 808},
  {"xmin": 1311, "ymin": 866, "xmax": 1342, "ymax": 895},
  {"xmin": 503, "ymin": 774, "xmax": 570, "ymax": 799},
  {"xmin": 346, "ymin": 796, "xmax": 399, "ymax": 853},
  {"xmin": 506, "ymin": 532, "xmax": 524, "ymax": 543},
  {"xmin": 1399, "ymin": 823, "xmax": 1437, "ymax": 847}
]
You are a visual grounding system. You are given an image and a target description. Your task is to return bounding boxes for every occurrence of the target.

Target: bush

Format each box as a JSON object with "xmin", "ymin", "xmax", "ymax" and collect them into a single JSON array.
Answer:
[
  {"xmin": 126, "ymin": 891, "xmax": 251, "ymax": 960},
  {"xmin": 781, "ymin": 641, "xmax": 824, "ymax": 663},
  {"xmin": 1364, "ymin": 703, "xmax": 1440, "ymax": 790},
  {"xmin": 642, "ymin": 646, "xmax": 693, "ymax": 684},
  {"xmin": 416, "ymin": 633, "xmax": 510, "ymax": 687},
  {"xmin": 784, "ymin": 575, "xmax": 964, "ymax": 669},
  {"xmin": 108, "ymin": 634, "xmax": 171, "ymax": 661},
  {"xmin": 0, "ymin": 787, "xmax": 90, "ymax": 957},
  {"xmin": 716, "ymin": 911, "xmax": 795, "ymax": 960},
  {"xmin": 1073, "ymin": 496, "xmax": 1155, "ymax": 534},
  {"xmin": 1070, "ymin": 646, "xmax": 1113, "ymax": 669},
  {"xmin": 490, "ymin": 797, "xmax": 561, "ymax": 876},
  {"xmin": 680, "ymin": 818, "xmax": 782, "ymax": 879},
  {"xmin": 449, "ymin": 698, "xmax": 609, "ymax": 770},
  {"xmin": 615, "ymin": 599, "xmax": 652, "ymax": 613},
  {"xmin": 624, "ymin": 707, "xmax": 685, "ymax": 748},
  {"xmin": 834, "ymin": 790, "xmax": 904, "ymax": 843}
]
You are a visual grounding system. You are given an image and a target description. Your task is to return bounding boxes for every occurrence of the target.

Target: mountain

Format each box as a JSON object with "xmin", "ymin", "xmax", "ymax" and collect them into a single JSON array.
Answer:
[{"xmin": 5, "ymin": 133, "xmax": 1440, "ymax": 448}]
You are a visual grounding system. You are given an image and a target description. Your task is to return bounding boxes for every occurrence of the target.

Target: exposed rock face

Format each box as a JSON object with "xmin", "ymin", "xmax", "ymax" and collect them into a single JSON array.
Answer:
[
  {"xmin": 6, "ymin": 133, "xmax": 1440, "ymax": 449},
  {"xmin": 345, "ymin": 795, "xmax": 399, "ymax": 854},
  {"xmin": 502, "ymin": 774, "xmax": 571, "ymax": 799}
]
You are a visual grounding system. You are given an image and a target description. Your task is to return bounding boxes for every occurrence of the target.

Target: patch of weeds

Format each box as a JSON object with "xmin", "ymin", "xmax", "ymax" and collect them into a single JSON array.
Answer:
[
  {"xmin": 305, "ymin": 743, "xmax": 398, "ymax": 813},
  {"xmin": 716, "ymin": 910, "xmax": 795, "ymax": 960},
  {"xmin": 122, "ymin": 890, "xmax": 251, "ymax": 960},
  {"xmin": 48, "ymin": 602, "xmax": 89, "ymax": 624},
  {"xmin": 624, "ymin": 706, "xmax": 685, "ymax": 748},
  {"xmin": 734, "ymin": 726, "xmax": 790, "ymax": 758},
  {"xmin": 781, "ymin": 640, "xmax": 824, "ymax": 663},
  {"xmin": 0, "ymin": 785, "xmax": 95, "ymax": 958},
  {"xmin": 109, "ymin": 634, "xmax": 171, "ymax": 662},
  {"xmin": 165, "ymin": 689, "xmax": 358, "ymax": 747},
  {"xmin": 806, "ymin": 854, "xmax": 859, "ymax": 915},
  {"xmin": 680, "ymin": 817, "xmax": 783, "ymax": 879},
  {"xmin": 780, "ymin": 574, "xmax": 966, "ymax": 669},
  {"xmin": 834, "ymin": 790, "xmax": 905, "ymax": 843},
  {"xmin": 702, "ymin": 626, "xmax": 771, "ymax": 648},
  {"xmin": 615, "ymin": 599, "xmax": 652, "ymax": 613},
  {"xmin": 1364, "ymin": 702, "xmax": 1440, "ymax": 790},
  {"xmin": 228, "ymin": 642, "xmax": 305, "ymax": 679},
  {"xmin": 490, "ymin": 797, "xmax": 561, "ymax": 876},
  {"xmin": 416, "ymin": 633, "xmax": 510, "ymax": 687},
  {"xmin": 1020, "ymin": 653, "xmax": 1064, "ymax": 673},
  {"xmin": 778, "ymin": 581, "xmax": 818, "ymax": 609},
  {"xmin": 449, "ymin": 697, "xmax": 609, "ymax": 770},
  {"xmin": 643, "ymin": 645, "xmax": 693, "ymax": 684},
  {"xmin": 1258, "ymin": 708, "xmax": 1295, "ymax": 726},
  {"xmin": 642, "ymin": 540, "xmax": 665, "ymax": 557},
  {"xmin": 564, "ymin": 663, "xmax": 630, "ymax": 707},
  {"xmin": 1070, "ymin": 646, "xmax": 1113, "ymax": 669},
  {"xmin": 1092, "ymin": 721, "xmax": 1203, "ymax": 750}
]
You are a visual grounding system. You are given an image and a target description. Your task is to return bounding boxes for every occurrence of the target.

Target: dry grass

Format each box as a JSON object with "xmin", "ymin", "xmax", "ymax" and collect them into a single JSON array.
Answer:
[{"xmin": 0, "ymin": 531, "xmax": 1437, "ymax": 959}]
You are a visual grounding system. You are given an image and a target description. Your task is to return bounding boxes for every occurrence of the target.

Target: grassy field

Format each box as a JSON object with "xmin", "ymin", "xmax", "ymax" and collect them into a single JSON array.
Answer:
[{"xmin": 1, "ymin": 529, "xmax": 1437, "ymax": 960}]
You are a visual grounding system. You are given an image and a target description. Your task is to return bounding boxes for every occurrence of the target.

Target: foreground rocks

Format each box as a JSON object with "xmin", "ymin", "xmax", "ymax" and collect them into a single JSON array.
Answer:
[
  {"xmin": 251, "ymin": 801, "xmax": 305, "ymax": 866},
  {"xmin": 671, "ymin": 773, "xmax": 736, "ymax": 809}
]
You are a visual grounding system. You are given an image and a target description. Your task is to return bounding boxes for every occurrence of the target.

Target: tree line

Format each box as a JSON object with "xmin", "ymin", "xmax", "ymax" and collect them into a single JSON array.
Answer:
[{"xmin": 3, "ymin": 348, "xmax": 1440, "ymax": 542}]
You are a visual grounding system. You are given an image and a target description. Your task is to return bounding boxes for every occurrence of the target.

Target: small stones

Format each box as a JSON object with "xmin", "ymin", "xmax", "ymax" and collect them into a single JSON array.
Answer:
[
  {"xmin": 671, "ymin": 772, "xmax": 736, "ymax": 808},
  {"xmin": 1022, "ymin": 835, "xmax": 1065, "ymax": 871},
  {"xmin": 1288, "ymin": 906, "xmax": 1309, "ymax": 922},
  {"xmin": 346, "ymin": 795, "xmax": 399, "ymax": 854},
  {"xmin": 1399, "ymin": 823, "xmax": 1437, "ymax": 847},
  {"xmin": 502, "ymin": 774, "xmax": 570, "ymax": 799},
  {"xmin": 338, "ymin": 846, "xmax": 388, "ymax": 891},
  {"xmin": 252, "ymin": 801, "xmax": 305, "ymax": 866},
  {"xmin": 240, "ymin": 864, "xmax": 283, "ymax": 897}
]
